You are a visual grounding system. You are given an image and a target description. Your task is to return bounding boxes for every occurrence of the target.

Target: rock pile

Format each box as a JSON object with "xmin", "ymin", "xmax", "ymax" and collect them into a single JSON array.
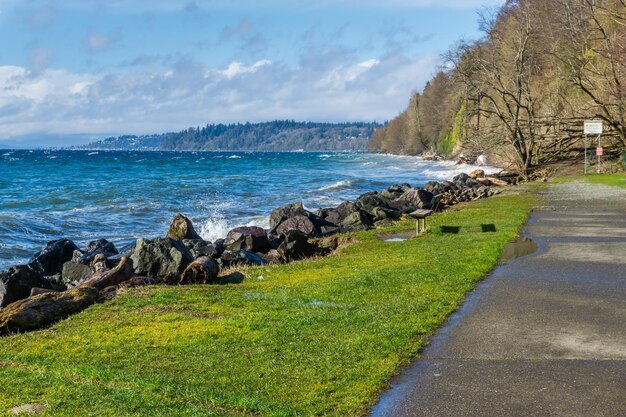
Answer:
[{"xmin": 0, "ymin": 172, "xmax": 513, "ymax": 334}]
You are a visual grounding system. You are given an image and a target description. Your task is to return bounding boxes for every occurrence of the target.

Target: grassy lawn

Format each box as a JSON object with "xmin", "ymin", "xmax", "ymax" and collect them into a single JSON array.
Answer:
[
  {"xmin": 585, "ymin": 173, "xmax": 626, "ymax": 188},
  {"xmin": 0, "ymin": 192, "xmax": 536, "ymax": 416}
]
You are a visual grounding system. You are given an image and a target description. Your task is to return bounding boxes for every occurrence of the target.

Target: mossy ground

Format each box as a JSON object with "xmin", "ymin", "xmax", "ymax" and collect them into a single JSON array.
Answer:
[{"xmin": 0, "ymin": 193, "xmax": 536, "ymax": 416}]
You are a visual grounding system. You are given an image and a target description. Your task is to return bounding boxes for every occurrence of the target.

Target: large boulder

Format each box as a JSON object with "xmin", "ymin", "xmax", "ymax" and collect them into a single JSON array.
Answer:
[
  {"xmin": 270, "ymin": 202, "xmax": 334, "ymax": 237},
  {"xmin": 166, "ymin": 213, "xmax": 201, "ymax": 241},
  {"xmin": 277, "ymin": 230, "xmax": 321, "ymax": 262},
  {"xmin": 275, "ymin": 215, "xmax": 317, "ymax": 237},
  {"xmin": 30, "ymin": 239, "xmax": 81, "ymax": 276},
  {"xmin": 130, "ymin": 237, "xmax": 193, "ymax": 277},
  {"xmin": 270, "ymin": 202, "xmax": 309, "ymax": 229},
  {"xmin": 324, "ymin": 202, "xmax": 371, "ymax": 228},
  {"xmin": 387, "ymin": 199, "xmax": 418, "ymax": 214},
  {"xmin": 218, "ymin": 250, "xmax": 267, "ymax": 268},
  {"xmin": 224, "ymin": 226, "xmax": 270, "ymax": 252},
  {"xmin": 423, "ymin": 181, "xmax": 449, "ymax": 195},
  {"xmin": 355, "ymin": 192, "xmax": 391, "ymax": 214},
  {"xmin": 0, "ymin": 265, "xmax": 54, "ymax": 308},
  {"xmin": 397, "ymin": 188, "xmax": 434, "ymax": 209},
  {"xmin": 0, "ymin": 286, "xmax": 99, "ymax": 335},
  {"xmin": 355, "ymin": 192, "xmax": 397, "ymax": 221},
  {"xmin": 381, "ymin": 183, "xmax": 412, "ymax": 200},
  {"xmin": 452, "ymin": 173, "xmax": 472, "ymax": 187}
]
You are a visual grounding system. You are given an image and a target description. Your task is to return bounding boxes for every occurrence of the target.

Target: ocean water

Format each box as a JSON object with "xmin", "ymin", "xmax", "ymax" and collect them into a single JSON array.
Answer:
[{"xmin": 0, "ymin": 150, "xmax": 498, "ymax": 269}]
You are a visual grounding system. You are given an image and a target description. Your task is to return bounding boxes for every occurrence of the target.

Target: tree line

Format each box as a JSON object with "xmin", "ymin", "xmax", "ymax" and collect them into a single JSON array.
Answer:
[
  {"xmin": 369, "ymin": 0, "xmax": 625, "ymax": 175},
  {"xmin": 82, "ymin": 121, "xmax": 381, "ymax": 152}
]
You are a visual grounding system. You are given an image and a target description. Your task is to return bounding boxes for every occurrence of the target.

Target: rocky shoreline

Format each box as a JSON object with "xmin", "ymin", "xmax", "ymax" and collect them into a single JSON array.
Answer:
[{"xmin": 0, "ymin": 169, "xmax": 515, "ymax": 335}]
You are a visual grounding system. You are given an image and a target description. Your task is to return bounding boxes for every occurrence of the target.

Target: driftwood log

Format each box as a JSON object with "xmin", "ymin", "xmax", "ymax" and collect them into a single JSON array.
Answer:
[
  {"xmin": 78, "ymin": 256, "xmax": 134, "ymax": 290},
  {"xmin": 483, "ymin": 177, "xmax": 509, "ymax": 187},
  {"xmin": 180, "ymin": 256, "xmax": 220, "ymax": 284},
  {"xmin": 0, "ymin": 287, "xmax": 99, "ymax": 335},
  {"xmin": 29, "ymin": 287, "xmax": 59, "ymax": 297},
  {"xmin": 0, "ymin": 257, "xmax": 134, "ymax": 335}
]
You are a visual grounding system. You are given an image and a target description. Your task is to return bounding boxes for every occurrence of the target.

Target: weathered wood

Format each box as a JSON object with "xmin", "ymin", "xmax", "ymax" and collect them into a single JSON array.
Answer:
[
  {"xmin": 484, "ymin": 177, "xmax": 509, "ymax": 187},
  {"xmin": 180, "ymin": 257, "xmax": 220, "ymax": 284},
  {"xmin": 0, "ymin": 287, "xmax": 99, "ymax": 335},
  {"xmin": 78, "ymin": 256, "xmax": 134, "ymax": 290},
  {"xmin": 29, "ymin": 287, "xmax": 59, "ymax": 297},
  {"xmin": 408, "ymin": 209, "xmax": 433, "ymax": 219}
]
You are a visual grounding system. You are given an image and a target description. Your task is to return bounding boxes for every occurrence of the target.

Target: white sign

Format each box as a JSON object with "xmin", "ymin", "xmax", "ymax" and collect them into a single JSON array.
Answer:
[{"xmin": 584, "ymin": 120, "xmax": 603, "ymax": 135}]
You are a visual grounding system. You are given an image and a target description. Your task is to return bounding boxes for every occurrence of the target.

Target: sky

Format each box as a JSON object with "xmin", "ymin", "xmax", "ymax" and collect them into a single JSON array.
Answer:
[{"xmin": 0, "ymin": 0, "xmax": 504, "ymax": 146}]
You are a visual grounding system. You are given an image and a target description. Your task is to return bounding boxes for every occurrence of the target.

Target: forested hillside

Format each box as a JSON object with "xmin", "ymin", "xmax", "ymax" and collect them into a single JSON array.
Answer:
[
  {"xmin": 369, "ymin": 0, "xmax": 625, "ymax": 174},
  {"xmin": 83, "ymin": 121, "xmax": 380, "ymax": 152}
]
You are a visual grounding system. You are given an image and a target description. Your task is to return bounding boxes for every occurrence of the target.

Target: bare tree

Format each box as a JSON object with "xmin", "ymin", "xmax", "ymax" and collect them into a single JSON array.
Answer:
[
  {"xmin": 557, "ymin": 0, "xmax": 626, "ymax": 145},
  {"xmin": 452, "ymin": 1, "xmax": 548, "ymax": 175}
]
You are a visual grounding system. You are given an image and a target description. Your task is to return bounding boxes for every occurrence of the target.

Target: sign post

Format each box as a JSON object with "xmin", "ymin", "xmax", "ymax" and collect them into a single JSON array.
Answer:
[{"xmin": 583, "ymin": 120, "xmax": 603, "ymax": 174}]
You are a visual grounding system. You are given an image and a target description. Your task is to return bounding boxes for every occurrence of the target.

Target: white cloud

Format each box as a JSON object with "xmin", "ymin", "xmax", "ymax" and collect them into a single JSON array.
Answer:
[
  {"xmin": 221, "ymin": 60, "xmax": 272, "ymax": 79},
  {"xmin": 0, "ymin": 52, "xmax": 439, "ymax": 140}
]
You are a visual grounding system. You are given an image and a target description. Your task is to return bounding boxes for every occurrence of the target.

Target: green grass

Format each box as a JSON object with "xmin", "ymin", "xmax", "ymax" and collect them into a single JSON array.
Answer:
[
  {"xmin": 0, "ymin": 193, "xmax": 536, "ymax": 416},
  {"xmin": 585, "ymin": 173, "xmax": 626, "ymax": 188}
]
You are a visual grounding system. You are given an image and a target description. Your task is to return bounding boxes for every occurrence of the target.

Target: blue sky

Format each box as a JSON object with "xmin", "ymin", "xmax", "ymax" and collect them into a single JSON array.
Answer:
[{"xmin": 0, "ymin": 0, "xmax": 503, "ymax": 146}]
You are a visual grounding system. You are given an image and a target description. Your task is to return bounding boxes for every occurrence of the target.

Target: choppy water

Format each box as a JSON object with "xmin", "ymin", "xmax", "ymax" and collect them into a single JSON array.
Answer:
[{"xmin": 0, "ymin": 150, "xmax": 497, "ymax": 269}]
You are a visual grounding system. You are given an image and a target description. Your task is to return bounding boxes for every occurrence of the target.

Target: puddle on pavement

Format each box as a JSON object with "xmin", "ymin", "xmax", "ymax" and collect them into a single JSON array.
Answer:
[
  {"xmin": 499, "ymin": 237, "xmax": 538, "ymax": 263},
  {"xmin": 376, "ymin": 230, "xmax": 416, "ymax": 242}
]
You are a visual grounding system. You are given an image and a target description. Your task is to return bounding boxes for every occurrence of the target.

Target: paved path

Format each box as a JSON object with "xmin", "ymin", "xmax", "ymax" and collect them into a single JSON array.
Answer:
[{"xmin": 371, "ymin": 180, "xmax": 626, "ymax": 417}]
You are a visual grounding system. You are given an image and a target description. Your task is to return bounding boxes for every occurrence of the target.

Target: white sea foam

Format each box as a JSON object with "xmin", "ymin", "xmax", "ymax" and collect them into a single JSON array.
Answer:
[
  {"xmin": 317, "ymin": 179, "xmax": 352, "ymax": 191},
  {"xmin": 227, "ymin": 155, "xmax": 242, "ymax": 159},
  {"xmin": 88, "ymin": 152, "xmax": 99, "ymax": 156},
  {"xmin": 198, "ymin": 216, "xmax": 230, "ymax": 242}
]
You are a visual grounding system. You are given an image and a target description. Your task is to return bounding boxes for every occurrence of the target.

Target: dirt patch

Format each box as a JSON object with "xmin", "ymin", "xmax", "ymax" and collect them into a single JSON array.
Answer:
[{"xmin": 9, "ymin": 403, "xmax": 46, "ymax": 415}]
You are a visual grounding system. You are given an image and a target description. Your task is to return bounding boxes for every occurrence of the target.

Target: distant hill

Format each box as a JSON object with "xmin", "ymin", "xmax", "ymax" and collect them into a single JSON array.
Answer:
[{"xmin": 80, "ymin": 121, "xmax": 381, "ymax": 151}]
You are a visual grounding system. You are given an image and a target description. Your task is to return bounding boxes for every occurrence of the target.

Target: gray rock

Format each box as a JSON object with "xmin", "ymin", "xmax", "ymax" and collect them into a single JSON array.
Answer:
[
  {"xmin": 275, "ymin": 215, "xmax": 316, "ymax": 237},
  {"xmin": 387, "ymin": 199, "xmax": 417, "ymax": 214},
  {"xmin": 166, "ymin": 213, "xmax": 201, "ymax": 241},
  {"xmin": 270, "ymin": 202, "xmax": 335, "ymax": 236},
  {"xmin": 61, "ymin": 262, "xmax": 93, "ymax": 287},
  {"xmin": 324, "ymin": 202, "xmax": 373, "ymax": 231},
  {"xmin": 397, "ymin": 188, "xmax": 434, "ymax": 209},
  {"xmin": 224, "ymin": 226, "xmax": 270, "ymax": 252},
  {"xmin": 270, "ymin": 202, "xmax": 309, "ymax": 229},
  {"xmin": 130, "ymin": 237, "xmax": 193, "ymax": 277},
  {"xmin": 355, "ymin": 191, "xmax": 392, "ymax": 216},
  {"xmin": 381, "ymin": 183, "xmax": 412, "ymax": 200}
]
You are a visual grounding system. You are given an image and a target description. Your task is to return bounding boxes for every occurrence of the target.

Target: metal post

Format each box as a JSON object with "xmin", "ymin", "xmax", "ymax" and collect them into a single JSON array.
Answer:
[
  {"xmin": 597, "ymin": 134, "xmax": 602, "ymax": 174},
  {"xmin": 585, "ymin": 135, "xmax": 587, "ymax": 175}
]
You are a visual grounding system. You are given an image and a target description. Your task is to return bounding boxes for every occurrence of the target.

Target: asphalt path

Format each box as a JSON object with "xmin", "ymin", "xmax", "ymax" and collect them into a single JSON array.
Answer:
[{"xmin": 370, "ymin": 180, "xmax": 626, "ymax": 417}]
